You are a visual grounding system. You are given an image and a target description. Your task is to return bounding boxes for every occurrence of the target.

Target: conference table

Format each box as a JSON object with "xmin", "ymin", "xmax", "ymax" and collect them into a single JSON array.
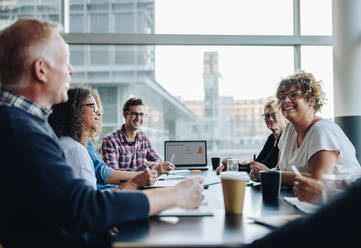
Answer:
[{"xmin": 112, "ymin": 170, "xmax": 305, "ymax": 247}]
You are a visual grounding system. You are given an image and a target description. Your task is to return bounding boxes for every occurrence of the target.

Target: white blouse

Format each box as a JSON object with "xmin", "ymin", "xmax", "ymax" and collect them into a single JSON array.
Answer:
[
  {"xmin": 59, "ymin": 136, "xmax": 97, "ymax": 189},
  {"xmin": 278, "ymin": 119, "xmax": 361, "ymax": 181}
]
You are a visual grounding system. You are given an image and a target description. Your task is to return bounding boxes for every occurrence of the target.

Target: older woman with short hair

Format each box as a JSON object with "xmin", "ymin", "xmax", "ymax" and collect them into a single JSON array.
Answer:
[
  {"xmin": 253, "ymin": 98, "xmax": 286, "ymax": 168},
  {"xmin": 216, "ymin": 98, "xmax": 286, "ymax": 174}
]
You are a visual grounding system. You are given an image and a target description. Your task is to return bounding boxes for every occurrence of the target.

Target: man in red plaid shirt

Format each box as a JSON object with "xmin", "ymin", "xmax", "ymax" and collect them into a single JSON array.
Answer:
[{"xmin": 102, "ymin": 97, "xmax": 174, "ymax": 174}]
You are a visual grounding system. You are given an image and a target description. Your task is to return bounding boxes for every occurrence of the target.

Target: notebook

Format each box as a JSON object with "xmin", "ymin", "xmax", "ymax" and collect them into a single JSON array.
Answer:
[{"xmin": 164, "ymin": 140, "xmax": 208, "ymax": 170}]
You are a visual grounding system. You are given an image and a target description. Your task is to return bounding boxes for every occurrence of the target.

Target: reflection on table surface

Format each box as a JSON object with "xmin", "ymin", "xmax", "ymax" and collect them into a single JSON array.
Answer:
[{"xmin": 112, "ymin": 171, "xmax": 302, "ymax": 248}]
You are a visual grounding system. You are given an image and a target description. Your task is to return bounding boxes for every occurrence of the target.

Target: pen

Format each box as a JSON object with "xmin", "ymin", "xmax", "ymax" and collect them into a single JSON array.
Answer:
[
  {"xmin": 167, "ymin": 153, "xmax": 175, "ymax": 177},
  {"xmin": 203, "ymin": 181, "xmax": 220, "ymax": 189},
  {"xmin": 291, "ymin": 165, "xmax": 302, "ymax": 177},
  {"xmin": 142, "ymin": 164, "xmax": 150, "ymax": 170},
  {"xmin": 170, "ymin": 153, "xmax": 175, "ymax": 163},
  {"xmin": 253, "ymin": 154, "xmax": 256, "ymax": 161}
]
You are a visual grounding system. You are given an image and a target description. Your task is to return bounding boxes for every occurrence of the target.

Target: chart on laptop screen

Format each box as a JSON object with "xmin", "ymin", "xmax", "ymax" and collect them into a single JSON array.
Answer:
[{"xmin": 165, "ymin": 141, "xmax": 207, "ymax": 166}]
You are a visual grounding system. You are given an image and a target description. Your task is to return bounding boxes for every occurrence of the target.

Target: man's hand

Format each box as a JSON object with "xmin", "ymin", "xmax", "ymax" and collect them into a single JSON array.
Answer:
[
  {"xmin": 249, "ymin": 161, "xmax": 269, "ymax": 181},
  {"xmin": 175, "ymin": 177, "xmax": 204, "ymax": 209},
  {"xmin": 150, "ymin": 162, "xmax": 175, "ymax": 176}
]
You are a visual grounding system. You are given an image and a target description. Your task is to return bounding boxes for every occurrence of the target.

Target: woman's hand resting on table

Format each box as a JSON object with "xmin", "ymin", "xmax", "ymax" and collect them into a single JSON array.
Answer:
[
  {"xmin": 249, "ymin": 162, "xmax": 270, "ymax": 181},
  {"xmin": 215, "ymin": 157, "xmax": 231, "ymax": 175}
]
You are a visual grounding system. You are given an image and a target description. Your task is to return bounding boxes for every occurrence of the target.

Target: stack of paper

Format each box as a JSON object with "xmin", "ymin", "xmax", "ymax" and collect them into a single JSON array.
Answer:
[
  {"xmin": 158, "ymin": 174, "xmax": 186, "ymax": 181},
  {"xmin": 283, "ymin": 197, "xmax": 320, "ymax": 214},
  {"xmin": 168, "ymin": 170, "xmax": 191, "ymax": 175},
  {"xmin": 156, "ymin": 205, "xmax": 213, "ymax": 217},
  {"xmin": 248, "ymin": 214, "xmax": 302, "ymax": 228},
  {"xmin": 145, "ymin": 174, "xmax": 186, "ymax": 188},
  {"xmin": 144, "ymin": 180, "xmax": 181, "ymax": 188}
]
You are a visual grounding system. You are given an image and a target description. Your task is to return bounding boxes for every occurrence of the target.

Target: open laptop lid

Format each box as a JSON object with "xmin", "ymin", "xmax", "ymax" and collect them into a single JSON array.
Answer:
[{"xmin": 164, "ymin": 140, "xmax": 208, "ymax": 169}]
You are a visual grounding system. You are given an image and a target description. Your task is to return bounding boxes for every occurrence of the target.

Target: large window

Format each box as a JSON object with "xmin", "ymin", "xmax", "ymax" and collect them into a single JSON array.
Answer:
[
  {"xmin": 301, "ymin": 0, "xmax": 332, "ymax": 35},
  {"xmin": 155, "ymin": 46, "xmax": 294, "ymax": 100},
  {"xmin": 301, "ymin": 46, "xmax": 333, "ymax": 118},
  {"xmin": 0, "ymin": 0, "xmax": 333, "ymax": 160},
  {"xmin": 155, "ymin": 0, "xmax": 293, "ymax": 35}
]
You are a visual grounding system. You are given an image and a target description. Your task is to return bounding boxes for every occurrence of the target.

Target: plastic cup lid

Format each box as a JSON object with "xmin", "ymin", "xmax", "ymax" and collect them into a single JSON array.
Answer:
[{"xmin": 220, "ymin": 171, "xmax": 249, "ymax": 180}]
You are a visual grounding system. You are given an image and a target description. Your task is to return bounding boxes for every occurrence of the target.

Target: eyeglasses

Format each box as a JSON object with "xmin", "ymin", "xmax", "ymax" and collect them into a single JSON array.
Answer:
[
  {"xmin": 126, "ymin": 111, "xmax": 146, "ymax": 118},
  {"xmin": 278, "ymin": 90, "xmax": 303, "ymax": 102},
  {"xmin": 262, "ymin": 112, "xmax": 277, "ymax": 120},
  {"xmin": 83, "ymin": 103, "xmax": 99, "ymax": 113}
]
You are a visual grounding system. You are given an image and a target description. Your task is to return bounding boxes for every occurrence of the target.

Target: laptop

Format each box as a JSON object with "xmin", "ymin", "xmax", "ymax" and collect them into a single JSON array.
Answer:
[{"xmin": 164, "ymin": 140, "xmax": 208, "ymax": 171}]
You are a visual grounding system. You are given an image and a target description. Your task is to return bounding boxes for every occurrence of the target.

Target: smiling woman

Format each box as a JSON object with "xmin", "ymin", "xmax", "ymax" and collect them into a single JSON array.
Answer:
[
  {"xmin": 49, "ymin": 86, "xmax": 99, "ymax": 188},
  {"xmin": 276, "ymin": 71, "xmax": 361, "ymax": 202},
  {"xmin": 49, "ymin": 86, "xmax": 160, "ymax": 190},
  {"xmin": 276, "ymin": 72, "xmax": 360, "ymax": 180},
  {"xmin": 248, "ymin": 71, "xmax": 361, "ymax": 204},
  {"xmin": 217, "ymin": 98, "xmax": 286, "ymax": 175},
  {"xmin": 82, "ymin": 95, "xmax": 101, "ymax": 137}
]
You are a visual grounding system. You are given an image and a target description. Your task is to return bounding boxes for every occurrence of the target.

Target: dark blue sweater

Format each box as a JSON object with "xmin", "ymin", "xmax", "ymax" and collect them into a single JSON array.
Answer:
[{"xmin": 0, "ymin": 106, "xmax": 149, "ymax": 247}]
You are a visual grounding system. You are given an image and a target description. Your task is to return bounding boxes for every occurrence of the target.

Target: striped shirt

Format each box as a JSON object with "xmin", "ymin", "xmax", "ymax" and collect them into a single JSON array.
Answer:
[
  {"xmin": 101, "ymin": 124, "xmax": 161, "ymax": 171},
  {"xmin": 0, "ymin": 86, "xmax": 52, "ymax": 120}
]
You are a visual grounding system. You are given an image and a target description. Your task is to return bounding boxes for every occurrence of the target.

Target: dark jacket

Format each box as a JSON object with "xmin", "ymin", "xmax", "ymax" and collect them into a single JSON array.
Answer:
[
  {"xmin": 256, "ymin": 133, "xmax": 280, "ymax": 169},
  {"xmin": 0, "ymin": 106, "xmax": 149, "ymax": 247}
]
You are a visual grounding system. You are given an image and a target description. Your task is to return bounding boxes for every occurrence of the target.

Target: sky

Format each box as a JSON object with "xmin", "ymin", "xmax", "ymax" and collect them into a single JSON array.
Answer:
[{"xmin": 153, "ymin": 0, "xmax": 333, "ymax": 118}]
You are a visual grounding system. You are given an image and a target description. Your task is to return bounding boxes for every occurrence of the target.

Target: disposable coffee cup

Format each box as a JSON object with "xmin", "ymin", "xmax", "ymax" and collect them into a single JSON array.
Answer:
[
  {"xmin": 211, "ymin": 157, "xmax": 221, "ymax": 170},
  {"xmin": 260, "ymin": 170, "xmax": 281, "ymax": 203},
  {"xmin": 221, "ymin": 171, "xmax": 249, "ymax": 214}
]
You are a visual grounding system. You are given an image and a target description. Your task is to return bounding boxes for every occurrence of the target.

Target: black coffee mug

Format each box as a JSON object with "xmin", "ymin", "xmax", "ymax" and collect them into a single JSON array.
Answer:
[
  {"xmin": 211, "ymin": 157, "xmax": 221, "ymax": 170},
  {"xmin": 260, "ymin": 170, "xmax": 281, "ymax": 203}
]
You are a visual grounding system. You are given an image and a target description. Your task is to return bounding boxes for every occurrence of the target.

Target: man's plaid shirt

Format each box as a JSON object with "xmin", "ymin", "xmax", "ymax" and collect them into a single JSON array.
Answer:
[
  {"xmin": 0, "ymin": 86, "xmax": 52, "ymax": 120},
  {"xmin": 101, "ymin": 124, "xmax": 161, "ymax": 171}
]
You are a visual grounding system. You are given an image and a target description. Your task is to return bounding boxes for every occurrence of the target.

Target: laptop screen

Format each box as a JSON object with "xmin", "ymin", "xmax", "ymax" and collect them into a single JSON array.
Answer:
[{"xmin": 164, "ymin": 140, "xmax": 207, "ymax": 167}]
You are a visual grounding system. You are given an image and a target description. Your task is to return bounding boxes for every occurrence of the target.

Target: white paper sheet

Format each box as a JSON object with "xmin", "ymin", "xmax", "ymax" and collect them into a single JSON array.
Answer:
[
  {"xmin": 158, "ymin": 174, "xmax": 186, "ymax": 180},
  {"xmin": 248, "ymin": 214, "xmax": 302, "ymax": 228},
  {"xmin": 144, "ymin": 180, "xmax": 182, "ymax": 188},
  {"xmin": 168, "ymin": 170, "xmax": 191, "ymax": 175},
  {"xmin": 284, "ymin": 196, "xmax": 320, "ymax": 214},
  {"xmin": 156, "ymin": 205, "xmax": 213, "ymax": 217}
]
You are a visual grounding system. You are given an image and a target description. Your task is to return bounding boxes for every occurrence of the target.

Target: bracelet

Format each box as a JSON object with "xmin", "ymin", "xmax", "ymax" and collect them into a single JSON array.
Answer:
[
  {"xmin": 238, "ymin": 163, "xmax": 251, "ymax": 173},
  {"xmin": 144, "ymin": 161, "xmax": 154, "ymax": 169}
]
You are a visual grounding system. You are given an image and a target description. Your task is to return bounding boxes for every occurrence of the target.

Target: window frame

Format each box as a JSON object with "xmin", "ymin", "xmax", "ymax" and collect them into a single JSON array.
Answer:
[{"xmin": 61, "ymin": 0, "xmax": 332, "ymax": 72}]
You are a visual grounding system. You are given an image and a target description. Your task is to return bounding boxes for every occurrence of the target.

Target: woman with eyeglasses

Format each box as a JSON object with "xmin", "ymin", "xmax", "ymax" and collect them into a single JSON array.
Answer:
[
  {"xmin": 216, "ymin": 98, "xmax": 286, "ymax": 174},
  {"xmin": 250, "ymin": 71, "xmax": 361, "ymax": 204},
  {"xmin": 49, "ymin": 86, "xmax": 158, "ymax": 190}
]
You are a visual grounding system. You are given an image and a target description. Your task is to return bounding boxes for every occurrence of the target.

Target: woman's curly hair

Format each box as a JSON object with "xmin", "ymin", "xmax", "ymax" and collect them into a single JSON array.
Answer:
[
  {"xmin": 49, "ymin": 87, "xmax": 91, "ymax": 144},
  {"xmin": 276, "ymin": 71, "xmax": 326, "ymax": 113}
]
